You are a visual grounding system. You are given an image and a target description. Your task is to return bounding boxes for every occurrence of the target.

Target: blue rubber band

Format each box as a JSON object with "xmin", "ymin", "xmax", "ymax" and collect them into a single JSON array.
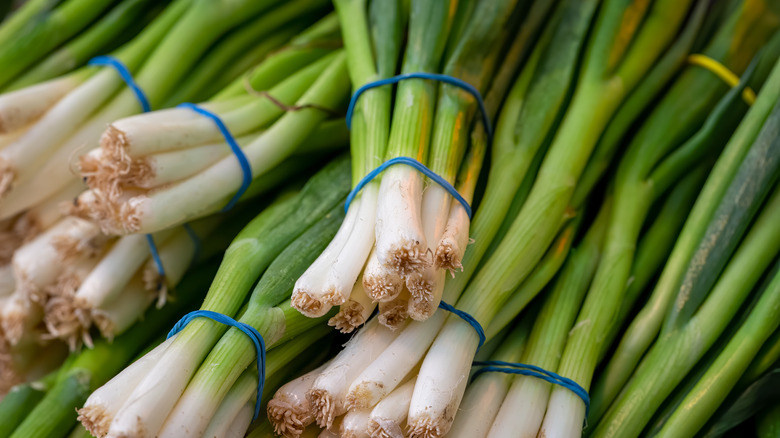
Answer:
[
  {"xmin": 145, "ymin": 234, "xmax": 166, "ymax": 283},
  {"xmin": 89, "ymin": 56, "xmax": 168, "ymax": 278},
  {"xmin": 346, "ymin": 72, "xmax": 492, "ymax": 146},
  {"xmin": 472, "ymin": 360, "xmax": 590, "ymax": 418},
  {"xmin": 167, "ymin": 310, "xmax": 266, "ymax": 421},
  {"xmin": 177, "ymin": 103, "xmax": 252, "ymax": 212},
  {"xmin": 344, "ymin": 157, "xmax": 472, "ymax": 218},
  {"xmin": 88, "ymin": 56, "xmax": 151, "ymax": 112},
  {"xmin": 438, "ymin": 301, "xmax": 485, "ymax": 349}
]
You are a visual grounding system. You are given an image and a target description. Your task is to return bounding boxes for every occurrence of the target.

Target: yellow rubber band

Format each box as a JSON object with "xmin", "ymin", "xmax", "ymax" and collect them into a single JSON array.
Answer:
[{"xmin": 687, "ymin": 54, "xmax": 756, "ymax": 105}]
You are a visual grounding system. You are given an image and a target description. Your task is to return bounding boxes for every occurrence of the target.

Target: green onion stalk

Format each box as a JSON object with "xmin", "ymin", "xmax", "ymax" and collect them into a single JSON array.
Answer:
[
  {"xmin": 77, "ymin": 159, "xmax": 350, "ymax": 438},
  {"xmin": 0, "ymin": 0, "xmax": 65, "ymax": 50},
  {"xmin": 153, "ymin": 209, "xmax": 345, "ymax": 437},
  {"xmin": 589, "ymin": 10, "xmax": 780, "ymax": 427},
  {"xmin": 447, "ymin": 316, "xmax": 533, "ymax": 438},
  {"xmin": 550, "ymin": 5, "xmax": 780, "ymax": 435},
  {"xmin": 290, "ymin": 0, "xmax": 402, "ymax": 321},
  {"xmin": 597, "ymin": 167, "xmax": 708, "ymax": 364},
  {"xmin": 640, "ymin": 259, "xmax": 780, "ymax": 437},
  {"xmin": 76, "ymin": 50, "xmax": 350, "ymax": 235},
  {"xmin": 408, "ymin": 0, "xmax": 697, "ymax": 436},
  {"xmin": 159, "ymin": 0, "xmax": 333, "ymax": 107},
  {"xmin": 0, "ymin": 262, "xmax": 217, "ymax": 438},
  {"xmin": 7, "ymin": 0, "xmax": 169, "ymax": 91},
  {"xmin": 201, "ymin": 325, "xmax": 332, "ymax": 438},
  {"xmin": 0, "ymin": 0, "xmax": 118, "ymax": 89},
  {"xmin": 0, "ymin": 0, "xmax": 297, "ymax": 220},
  {"xmin": 487, "ymin": 198, "xmax": 611, "ymax": 438},
  {"xmin": 591, "ymin": 62, "xmax": 780, "ymax": 437}
]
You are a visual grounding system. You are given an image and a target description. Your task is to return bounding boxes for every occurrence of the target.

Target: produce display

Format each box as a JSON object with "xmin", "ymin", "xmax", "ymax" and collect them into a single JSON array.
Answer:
[{"xmin": 0, "ymin": 0, "xmax": 778, "ymax": 437}]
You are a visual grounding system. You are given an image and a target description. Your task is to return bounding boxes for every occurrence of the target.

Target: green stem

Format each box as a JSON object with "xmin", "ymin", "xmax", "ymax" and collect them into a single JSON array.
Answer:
[
  {"xmin": 657, "ymin": 267, "xmax": 780, "ymax": 437},
  {"xmin": 7, "ymin": 0, "xmax": 164, "ymax": 90},
  {"xmin": 0, "ymin": 0, "xmax": 116, "ymax": 88}
]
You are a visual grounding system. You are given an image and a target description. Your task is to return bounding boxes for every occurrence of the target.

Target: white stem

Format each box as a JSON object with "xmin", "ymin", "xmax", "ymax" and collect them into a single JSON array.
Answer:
[
  {"xmin": 77, "ymin": 230, "xmax": 174, "ymax": 310},
  {"xmin": 79, "ymin": 337, "xmax": 175, "ymax": 438},
  {"xmin": 0, "ymin": 89, "xmax": 136, "ymax": 219},
  {"xmin": 0, "ymin": 122, "xmax": 34, "ymax": 151},
  {"xmin": 197, "ymin": 368, "xmax": 257, "ymax": 438},
  {"xmin": 322, "ymin": 184, "xmax": 378, "ymax": 305},
  {"xmin": 368, "ymin": 378, "xmax": 416, "ymax": 438},
  {"xmin": 106, "ymin": 56, "xmax": 325, "ymax": 158},
  {"xmin": 434, "ymin": 203, "xmax": 470, "ymax": 273},
  {"xmin": 225, "ymin": 402, "xmax": 254, "ymax": 438},
  {"xmin": 536, "ymin": 386, "xmax": 586, "ymax": 438},
  {"xmin": 328, "ymin": 279, "xmax": 376, "ymax": 334},
  {"xmin": 142, "ymin": 134, "xmax": 260, "ymax": 188},
  {"xmin": 106, "ymin": 330, "xmax": 208, "ymax": 438},
  {"xmin": 450, "ymin": 374, "xmax": 513, "ymax": 438},
  {"xmin": 486, "ymin": 377, "xmax": 551, "ymax": 438},
  {"xmin": 408, "ymin": 317, "xmax": 480, "ymax": 438},
  {"xmin": 12, "ymin": 217, "xmax": 102, "ymax": 301},
  {"xmin": 346, "ymin": 312, "xmax": 445, "ymax": 410},
  {"xmin": 93, "ymin": 274, "xmax": 155, "ymax": 340},
  {"xmin": 0, "ymin": 74, "xmax": 85, "ymax": 134},
  {"xmin": 341, "ymin": 408, "xmax": 371, "ymax": 438},
  {"xmin": 268, "ymin": 362, "xmax": 330, "ymax": 437},
  {"xmin": 0, "ymin": 69, "xmax": 119, "ymax": 192},
  {"xmin": 143, "ymin": 227, "xmax": 203, "ymax": 307},
  {"xmin": 25, "ymin": 179, "xmax": 85, "ymax": 231},
  {"xmin": 293, "ymin": 204, "xmax": 359, "ymax": 317},
  {"xmin": 362, "ymin": 247, "xmax": 403, "ymax": 302},
  {"xmin": 309, "ymin": 318, "xmax": 400, "ymax": 429},
  {"xmin": 374, "ymin": 166, "xmax": 428, "ymax": 277}
]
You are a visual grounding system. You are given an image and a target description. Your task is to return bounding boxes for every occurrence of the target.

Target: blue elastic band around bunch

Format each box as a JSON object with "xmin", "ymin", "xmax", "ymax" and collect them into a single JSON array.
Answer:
[
  {"xmin": 472, "ymin": 360, "xmax": 591, "ymax": 418},
  {"xmin": 177, "ymin": 103, "xmax": 252, "ymax": 212},
  {"xmin": 90, "ymin": 55, "xmax": 170, "ymax": 278},
  {"xmin": 88, "ymin": 56, "xmax": 151, "ymax": 112},
  {"xmin": 346, "ymin": 72, "xmax": 493, "ymax": 145},
  {"xmin": 167, "ymin": 310, "xmax": 266, "ymax": 421},
  {"xmin": 438, "ymin": 301, "xmax": 485, "ymax": 349},
  {"xmin": 90, "ymin": 56, "xmax": 203, "ymax": 281},
  {"xmin": 345, "ymin": 157, "xmax": 472, "ymax": 218},
  {"xmin": 343, "ymin": 73, "xmax": 492, "ymax": 217}
]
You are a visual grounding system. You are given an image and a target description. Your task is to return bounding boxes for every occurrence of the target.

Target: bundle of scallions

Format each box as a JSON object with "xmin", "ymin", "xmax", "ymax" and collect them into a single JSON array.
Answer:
[
  {"xmin": 0, "ymin": 0, "xmax": 779, "ymax": 437},
  {"xmin": 0, "ymin": 0, "xmax": 346, "ymax": 403}
]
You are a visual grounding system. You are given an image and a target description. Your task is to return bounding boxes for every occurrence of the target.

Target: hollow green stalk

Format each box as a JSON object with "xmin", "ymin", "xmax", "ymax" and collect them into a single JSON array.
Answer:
[
  {"xmin": 488, "ymin": 199, "xmax": 611, "ymax": 438},
  {"xmin": 0, "ymin": 0, "xmax": 116, "ymax": 88},
  {"xmin": 158, "ymin": 204, "xmax": 346, "ymax": 436},
  {"xmin": 7, "ymin": 0, "xmax": 166, "ymax": 90},
  {"xmin": 162, "ymin": 0, "xmax": 330, "ymax": 105},
  {"xmin": 594, "ymin": 44, "xmax": 780, "ymax": 421},
  {"xmin": 656, "ymin": 266, "xmax": 780, "ymax": 437},
  {"xmin": 593, "ymin": 113, "xmax": 780, "ymax": 437}
]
